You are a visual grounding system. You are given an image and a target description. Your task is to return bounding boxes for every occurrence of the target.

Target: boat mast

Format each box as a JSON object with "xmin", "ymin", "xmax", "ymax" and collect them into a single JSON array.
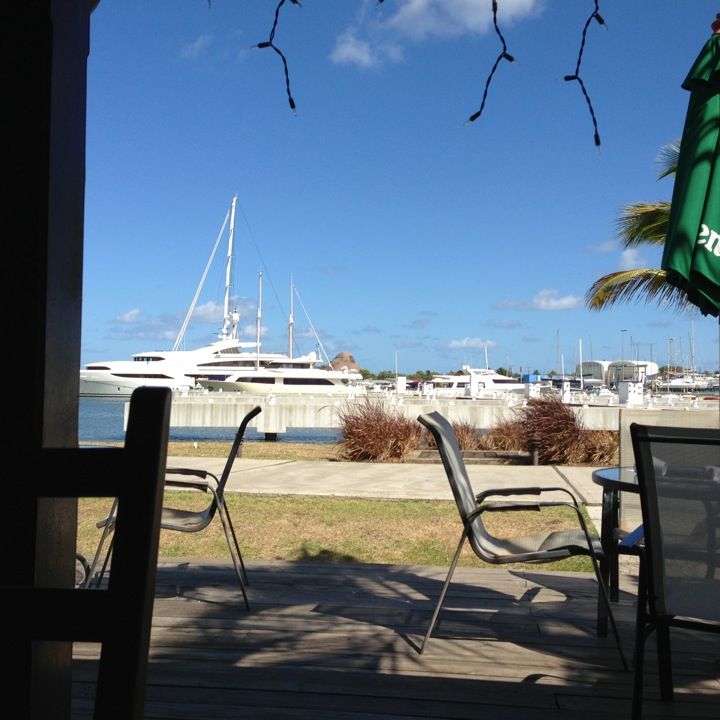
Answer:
[
  {"xmin": 579, "ymin": 338, "xmax": 584, "ymax": 390},
  {"xmin": 288, "ymin": 275, "xmax": 294, "ymax": 359},
  {"xmin": 172, "ymin": 197, "xmax": 232, "ymax": 351},
  {"xmin": 220, "ymin": 195, "xmax": 238, "ymax": 340},
  {"xmin": 256, "ymin": 272, "xmax": 263, "ymax": 370}
]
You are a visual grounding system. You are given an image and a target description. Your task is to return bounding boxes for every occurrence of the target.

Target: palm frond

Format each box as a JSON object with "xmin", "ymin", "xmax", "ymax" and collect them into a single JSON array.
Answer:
[
  {"xmin": 585, "ymin": 268, "xmax": 695, "ymax": 311},
  {"xmin": 656, "ymin": 140, "xmax": 680, "ymax": 180},
  {"xmin": 615, "ymin": 202, "xmax": 670, "ymax": 248}
]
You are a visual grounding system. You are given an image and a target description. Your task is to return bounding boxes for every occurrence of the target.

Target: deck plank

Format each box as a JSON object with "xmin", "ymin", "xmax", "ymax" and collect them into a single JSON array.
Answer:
[{"xmin": 72, "ymin": 560, "xmax": 720, "ymax": 719}]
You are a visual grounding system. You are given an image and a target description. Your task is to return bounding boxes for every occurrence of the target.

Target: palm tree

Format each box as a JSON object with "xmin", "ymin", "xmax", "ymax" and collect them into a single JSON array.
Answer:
[{"xmin": 585, "ymin": 141, "xmax": 695, "ymax": 311}]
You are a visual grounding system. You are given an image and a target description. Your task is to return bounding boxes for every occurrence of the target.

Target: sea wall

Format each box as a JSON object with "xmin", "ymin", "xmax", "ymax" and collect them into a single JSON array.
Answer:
[{"xmin": 161, "ymin": 392, "xmax": 719, "ymax": 438}]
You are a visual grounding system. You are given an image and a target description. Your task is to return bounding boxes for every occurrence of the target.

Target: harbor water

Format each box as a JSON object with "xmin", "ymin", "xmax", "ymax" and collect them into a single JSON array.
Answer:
[{"xmin": 79, "ymin": 397, "xmax": 341, "ymax": 444}]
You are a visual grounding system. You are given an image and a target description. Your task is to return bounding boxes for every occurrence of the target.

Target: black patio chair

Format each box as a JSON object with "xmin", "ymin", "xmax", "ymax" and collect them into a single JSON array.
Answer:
[
  {"xmin": 10, "ymin": 386, "xmax": 171, "ymax": 719},
  {"xmin": 88, "ymin": 405, "xmax": 261, "ymax": 610},
  {"xmin": 629, "ymin": 423, "xmax": 720, "ymax": 720},
  {"xmin": 417, "ymin": 410, "xmax": 627, "ymax": 669}
]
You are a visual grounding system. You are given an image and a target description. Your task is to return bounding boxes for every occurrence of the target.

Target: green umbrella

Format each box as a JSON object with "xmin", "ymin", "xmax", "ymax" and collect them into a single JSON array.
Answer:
[{"xmin": 662, "ymin": 31, "xmax": 720, "ymax": 317}]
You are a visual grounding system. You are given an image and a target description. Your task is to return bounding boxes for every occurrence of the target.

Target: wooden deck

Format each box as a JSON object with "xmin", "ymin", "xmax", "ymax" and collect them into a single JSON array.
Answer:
[{"xmin": 73, "ymin": 560, "xmax": 720, "ymax": 719}]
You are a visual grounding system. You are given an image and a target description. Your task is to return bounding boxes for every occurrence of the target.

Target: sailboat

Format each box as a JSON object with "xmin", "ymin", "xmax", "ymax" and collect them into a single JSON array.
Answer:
[{"xmin": 79, "ymin": 196, "xmax": 316, "ymax": 397}]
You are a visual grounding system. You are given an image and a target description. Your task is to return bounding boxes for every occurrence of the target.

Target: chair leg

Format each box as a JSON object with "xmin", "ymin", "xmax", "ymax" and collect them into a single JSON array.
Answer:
[
  {"xmin": 84, "ymin": 510, "xmax": 117, "ymax": 589},
  {"xmin": 632, "ymin": 617, "xmax": 647, "ymax": 720},
  {"xmin": 419, "ymin": 527, "xmax": 467, "ymax": 654},
  {"xmin": 596, "ymin": 553, "xmax": 609, "ymax": 637},
  {"xmin": 588, "ymin": 549, "xmax": 628, "ymax": 671},
  {"xmin": 219, "ymin": 497, "xmax": 250, "ymax": 586},
  {"xmin": 216, "ymin": 500, "xmax": 250, "ymax": 610},
  {"xmin": 656, "ymin": 623, "xmax": 673, "ymax": 701}
]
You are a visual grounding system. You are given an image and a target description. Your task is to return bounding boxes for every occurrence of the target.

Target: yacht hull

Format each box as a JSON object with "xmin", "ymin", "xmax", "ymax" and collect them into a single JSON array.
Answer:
[
  {"xmin": 79, "ymin": 373, "xmax": 193, "ymax": 397},
  {"xmin": 199, "ymin": 379, "xmax": 362, "ymax": 395}
]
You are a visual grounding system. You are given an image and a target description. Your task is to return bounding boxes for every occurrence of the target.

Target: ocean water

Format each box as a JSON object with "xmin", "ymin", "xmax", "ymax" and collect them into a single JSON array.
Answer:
[{"xmin": 79, "ymin": 397, "xmax": 341, "ymax": 444}]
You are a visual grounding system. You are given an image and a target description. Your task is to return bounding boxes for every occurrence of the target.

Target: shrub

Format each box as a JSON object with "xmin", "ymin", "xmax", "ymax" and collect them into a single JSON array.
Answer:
[
  {"xmin": 449, "ymin": 421, "xmax": 482, "ymax": 451},
  {"xmin": 476, "ymin": 397, "xmax": 618, "ymax": 465},
  {"xmin": 477, "ymin": 416, "xmax": 526, "ymax": 451},
  {"xmin": 338, "ymin": 399, "xmax": 422, "ymax": 462},
  {"xmin": 520, "ymin": 397, "xmax": 587, "ymax": 464}
]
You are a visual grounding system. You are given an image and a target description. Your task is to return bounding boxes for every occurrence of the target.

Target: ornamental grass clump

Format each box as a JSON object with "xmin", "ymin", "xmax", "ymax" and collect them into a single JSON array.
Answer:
[
  {"xmin": 447, "ymin": 420, "xmax": 483, "ymax": 451},
  {"xmin": 338, "ymin": 399, "xmax": 422, "ymax": 462},
  {"xmin": 520, "ymin": 397, "xmax": 587, "ymax": 464},
  {"xmin": 477, "ymin": 397, "xmax": 618, "ymax": 465},
  {"xmin": 477, "ymin": 416, "xmax": 526, "ymax": 451}
]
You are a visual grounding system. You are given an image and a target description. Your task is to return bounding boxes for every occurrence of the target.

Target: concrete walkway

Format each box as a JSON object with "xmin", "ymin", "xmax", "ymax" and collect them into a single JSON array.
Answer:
[{"xmin": 166, "ymin": 456, "xmax": 607, "ymax": 526}]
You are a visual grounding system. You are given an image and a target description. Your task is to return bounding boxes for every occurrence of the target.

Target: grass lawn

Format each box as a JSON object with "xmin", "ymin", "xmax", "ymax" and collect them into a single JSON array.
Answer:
[
  {"xmin": 85, "ymin": 440, "xmax": 342, "ymax": 461},
  {"xmin": 77, "ymin": 492, "xmax": 595, "ymax": 572}
]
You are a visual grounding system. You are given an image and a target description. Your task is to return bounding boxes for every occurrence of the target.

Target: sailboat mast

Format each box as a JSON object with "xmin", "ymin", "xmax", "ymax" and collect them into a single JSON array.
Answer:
[
  {"xmin": 256, "ymin": 272, "xmax": 263, "ymax": 370},
  {"xmin": 221, "ymin": 195, "xmax": 237, "ymax": 339},
  {"xmin": 579, "ymin": 338, "xmax": 584, "ymax": 390},
  {"xmin": 172, "ymin": 198, "xmax": 232, "ymax": 351},
  {"xmin": 288, "ymin": 276, "xmax": 294, "ymax": 359}
]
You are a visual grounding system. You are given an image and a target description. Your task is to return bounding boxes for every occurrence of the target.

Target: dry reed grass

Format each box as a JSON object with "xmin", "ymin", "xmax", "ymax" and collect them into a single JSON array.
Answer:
[
  {"xmin": 481, "ymin": 397, "xmax": 618, "ymax": 465},
  {"xmin": 337, "ymin": 398, "xmax": 422, "ymax": 462},
  {"xmin": 336, "ymin": 396, "xmax": 617, "ymax": 465}
]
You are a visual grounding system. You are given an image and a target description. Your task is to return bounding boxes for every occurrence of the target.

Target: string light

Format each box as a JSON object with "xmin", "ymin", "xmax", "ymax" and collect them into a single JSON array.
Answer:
[
  {"xmin": 564, "ymin": 1, "xmax": 605, "ymax": 146},
  {"xmin": 467, "ymin": 0, "xmax": 514, "ymax": 124},
  {"xmin": 255, "ymin": 0, "xmax": 300, "ymax": 113}
]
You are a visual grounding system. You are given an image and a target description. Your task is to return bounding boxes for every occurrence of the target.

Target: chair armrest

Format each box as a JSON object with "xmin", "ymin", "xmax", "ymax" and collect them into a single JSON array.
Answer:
[
  {"xmin": 476, "ymin": 486, "xmax": 579, "ymax": 506},
  {"xmin": 165, "ymin": 468, "xmax": 219, "ymax": 493},
  {"xmin": 166, "ymin": 467, "xmax": 209, "ymax": 479},
  {"xmin": 164, "ymin": 477, "xmax": 211, "ymax": 493}
]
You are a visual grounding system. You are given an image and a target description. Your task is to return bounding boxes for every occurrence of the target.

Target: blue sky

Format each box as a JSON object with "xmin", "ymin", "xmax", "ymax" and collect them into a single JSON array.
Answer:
[{"xmin": 83, "ymin": 0, "xmax": 720, "ymax": 375}]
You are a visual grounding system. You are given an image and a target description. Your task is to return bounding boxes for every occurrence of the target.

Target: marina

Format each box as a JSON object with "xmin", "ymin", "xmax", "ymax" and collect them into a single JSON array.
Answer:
[{"xmin": 80, "ymin": 388, "xmax": 719, "ymax": 444}]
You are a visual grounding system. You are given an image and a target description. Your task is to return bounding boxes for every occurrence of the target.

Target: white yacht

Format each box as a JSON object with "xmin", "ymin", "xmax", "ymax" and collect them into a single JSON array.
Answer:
[
  {"xmin": 197, "ymin": 354, "xmax": 365, "ymax": 395},
  {"xmin": 79, "ymin": 196, "xmax": 316, "ymax": 397},
  {"xmin": 423, "ymin": 366, "xmax": 525, "ymax": 399}
]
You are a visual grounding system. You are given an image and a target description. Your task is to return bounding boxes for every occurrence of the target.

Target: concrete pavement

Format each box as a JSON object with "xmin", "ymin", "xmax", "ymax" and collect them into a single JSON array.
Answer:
[{"xmin": 166, "ymin": 456, "xmax": 606, "ymax": 527}]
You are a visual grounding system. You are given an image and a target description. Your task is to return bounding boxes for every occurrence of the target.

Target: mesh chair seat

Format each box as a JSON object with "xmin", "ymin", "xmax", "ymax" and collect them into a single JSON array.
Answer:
[
  {"xmin": 483, "ymin": 529, "xmax": 603, "ymax": 560},
  {"xmin": 161, "ymin": 506, "xmax": 214, "ymax": 532}
]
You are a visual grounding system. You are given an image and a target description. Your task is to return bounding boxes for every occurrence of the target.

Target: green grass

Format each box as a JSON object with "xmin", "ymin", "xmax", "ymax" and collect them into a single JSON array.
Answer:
[
  {"xmin": 83, "ymin": 440, "xmax": 341, "ymax": 461},
  {"xmin": 77, "ymin": 493, "xmax": 595, "ymax": 572}
]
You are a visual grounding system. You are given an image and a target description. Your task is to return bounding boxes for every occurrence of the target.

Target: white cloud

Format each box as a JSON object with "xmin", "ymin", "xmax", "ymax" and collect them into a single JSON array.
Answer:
[
  {"xmin": 180, "ymin": 33, "xmax": 214, "ymax": 60},
  {"xmin": 386, "ymin": 0, "xmax": 541, "ymax": 40},
  {"xmin": 496, "ymin": 288, "xmax": 582, "ymax": 311},
  {"xmin": 331, "ymin": 0, "xmax": 541, "ymax": 68},
  {"xmin": 449, "ymin": 337, "xmax": 497, "ymax": 349},
  {"xmin": 531, "ymin": 289, "xmax": 583, "ymax": 310},
  {"xmin": 191, "ymin": 300, "xmax": 224, "ymax": 324},
  {"xmin": 619, "ymin": 248, "xmax": 644, "ymax": 270},
  {"xmin": 116, "ymin": 308, "xmax": 140, "ymax": 324},
  {"xmin": 332, "ymin": 31, "xmax": 378, "ymax": 68},
  {"xmin": 588, "ymin": 239, "xmax": 620, "ymax": 253}
]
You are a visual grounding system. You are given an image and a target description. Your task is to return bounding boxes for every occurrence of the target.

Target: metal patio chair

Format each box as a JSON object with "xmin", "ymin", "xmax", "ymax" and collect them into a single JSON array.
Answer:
[
  {"xmin": 417, "ymin": 410, "xmax": 627, "ymax": 669},
  {"xmin": 89, "ymin": 405, "xmax": 261, "ymax": 610},
  {"xmin": 629, "ymin": 423, "xmax": 720, "ymax": 719}
]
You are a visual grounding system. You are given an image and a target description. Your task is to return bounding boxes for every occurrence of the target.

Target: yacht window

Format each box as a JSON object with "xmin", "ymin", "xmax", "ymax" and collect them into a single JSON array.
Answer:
[{"xmin": 284, "ymin": 378, "xmax": 333, "ymax": 386}]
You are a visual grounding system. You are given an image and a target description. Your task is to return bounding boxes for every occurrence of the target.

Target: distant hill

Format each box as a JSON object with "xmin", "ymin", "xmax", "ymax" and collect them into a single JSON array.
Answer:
[{"xmin": 322, "ymin": 351, "xmax": 365, "ymax": 373}]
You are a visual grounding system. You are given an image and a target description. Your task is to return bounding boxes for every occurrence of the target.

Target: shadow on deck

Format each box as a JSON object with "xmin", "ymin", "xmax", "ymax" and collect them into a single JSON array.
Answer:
[{"xmin": 73, "ymin": 560, "xmax": 719, "ymax": 719}]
